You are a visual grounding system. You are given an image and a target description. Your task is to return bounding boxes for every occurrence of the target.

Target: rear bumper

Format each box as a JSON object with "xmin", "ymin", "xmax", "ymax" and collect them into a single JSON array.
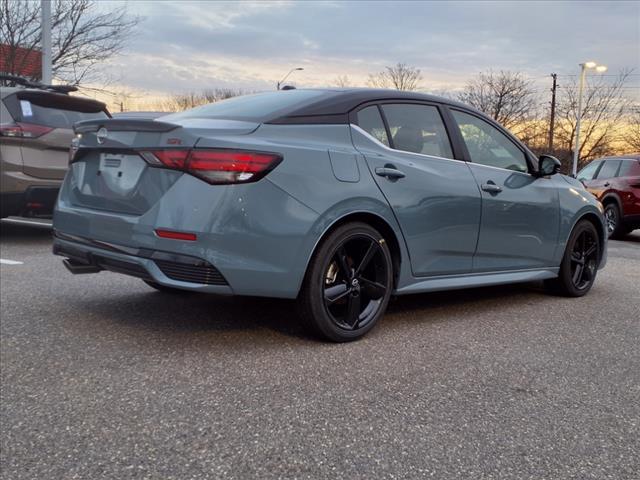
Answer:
[
  {"xmin": 1, "ymin": 186, "xmax": 60, "ymax": 218},
  {"xmin": 53, "ymin": 171, "xmax": 321, "ymax": 298},
  {"xmin": 53, "ymin": 233, "xmax": 234, "ymax": 294}
]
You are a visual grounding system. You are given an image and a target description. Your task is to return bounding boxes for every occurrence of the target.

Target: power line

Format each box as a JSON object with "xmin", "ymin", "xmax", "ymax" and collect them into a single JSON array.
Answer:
[{"xmin": 556, "ymin": 74, "xmax": 640, "ymax": 77}]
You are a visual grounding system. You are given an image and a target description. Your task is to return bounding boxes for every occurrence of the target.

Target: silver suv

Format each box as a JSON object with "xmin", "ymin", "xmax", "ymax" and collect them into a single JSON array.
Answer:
[{"xmin": 1, "ymin": 75, "xmax": 109, "ymax": 218}]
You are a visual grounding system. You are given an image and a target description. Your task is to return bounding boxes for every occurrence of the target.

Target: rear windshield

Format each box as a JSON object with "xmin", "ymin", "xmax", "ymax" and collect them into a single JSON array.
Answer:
[
  {"xmin": 17, "ymin": 100, "xmax": 107, "ymax": 128},
  {"xmin": 161, "ymin": 90, "xmax": 332, "ymax": 122},
  {"xmin": 3, "ymin": 91, "xmax": 108, "ymax": 129}
]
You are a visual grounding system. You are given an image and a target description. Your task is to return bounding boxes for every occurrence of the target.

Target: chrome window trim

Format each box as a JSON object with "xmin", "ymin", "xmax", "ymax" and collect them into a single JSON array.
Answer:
[
  {"xmin": 465, "ymin": 161, "xmax": 533, "ymax": 177},
  {"xmin": 351, "ymin": 123, "xmax": 534, "ymax": 177},
  {"xmin": 350, "ymin": 124, "xmax": 461, "ymax": 165}
]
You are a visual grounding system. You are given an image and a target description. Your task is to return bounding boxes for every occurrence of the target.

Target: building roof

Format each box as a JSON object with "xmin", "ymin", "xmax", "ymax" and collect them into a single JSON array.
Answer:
[{"xmin": 0, "ymin": 44, "xmax": 42, "ymax": 80}]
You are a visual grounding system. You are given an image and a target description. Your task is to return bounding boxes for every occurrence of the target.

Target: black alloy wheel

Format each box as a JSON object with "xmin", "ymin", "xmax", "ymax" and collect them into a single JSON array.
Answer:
[
  {"xmin": 545, "ymin": 219, "xmax": 600, "ymax": 297},
  {"xmin": 569, "ymin": 228, "xmax": 599, "ymax": 291},
  {"xmin": 299, "ymin": 222, "xmax": 393, "ymax": 342},
  {"xmin": 322, "ymin": 234, "xmax": 390, "ymax": 331}
]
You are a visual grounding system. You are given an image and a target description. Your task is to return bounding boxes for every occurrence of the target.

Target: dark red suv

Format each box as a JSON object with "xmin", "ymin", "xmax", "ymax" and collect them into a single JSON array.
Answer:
[{"xmin": 577, "ymin": 154, "xmax": 640, "ymax": 239}]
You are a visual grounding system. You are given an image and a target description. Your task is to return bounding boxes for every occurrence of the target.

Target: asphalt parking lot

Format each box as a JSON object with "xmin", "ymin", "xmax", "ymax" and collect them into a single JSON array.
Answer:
[{"xmin": 1, "ymin": 222, "xmax": 638, "ymax": 480}]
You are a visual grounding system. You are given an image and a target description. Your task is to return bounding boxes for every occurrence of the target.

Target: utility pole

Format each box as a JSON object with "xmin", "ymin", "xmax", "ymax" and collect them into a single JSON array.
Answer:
[
  {"xmin": 547, "ymin": 73, "xmax": 557, "ymax": 152},
  {"xmin": 41, "ymin": 0, "xmax": 52, "ymax": 84}
]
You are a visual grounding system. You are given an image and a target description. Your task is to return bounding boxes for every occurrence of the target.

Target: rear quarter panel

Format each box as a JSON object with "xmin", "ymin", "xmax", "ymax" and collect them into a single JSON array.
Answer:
[{"xmin": 235, "ymin": 124, "xmax": 411, "ymax": 294}]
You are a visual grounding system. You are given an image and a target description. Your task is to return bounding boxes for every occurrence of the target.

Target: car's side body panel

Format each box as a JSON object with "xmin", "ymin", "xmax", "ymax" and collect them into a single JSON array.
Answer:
[{"xmin": 350, "ymin": 125, "xmax": 482, "ymax": 277}]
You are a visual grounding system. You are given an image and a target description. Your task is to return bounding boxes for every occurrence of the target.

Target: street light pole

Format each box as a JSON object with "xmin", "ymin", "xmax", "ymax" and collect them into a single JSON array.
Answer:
[
  {"xmin": 572, "ymin": 64, "xmax": 587, "ymax": 177},
  {"xmin": 41, "ymin": 0, "xmax": 52, "ymax": 84},
  {"xmin": 572, "ymin": 61, "xmax": 607, "ymax": 177},
  {"xmin": 277, "ymin": 67, "xmax": 303, "ymax": 90}
]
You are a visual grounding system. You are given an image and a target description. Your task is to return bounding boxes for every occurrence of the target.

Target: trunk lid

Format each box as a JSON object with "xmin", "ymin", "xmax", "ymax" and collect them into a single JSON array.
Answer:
[{"xmin": 65, "ymin": 118, "xmax": 259, "ymax": 215}]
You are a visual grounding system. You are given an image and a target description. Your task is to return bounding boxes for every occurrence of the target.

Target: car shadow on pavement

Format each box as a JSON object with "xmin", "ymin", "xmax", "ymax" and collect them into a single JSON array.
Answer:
[
  {"xmin": 619, "ymin": 231, "xmax": 640, "ymax": 243},
  {"xmin": 74, "ymin": 280, "xmax": 546, "ymax": 343},
  {"xmin": 0, "ymin": 222, "xmax": 52, "ymax": 243},
  {"xmin": 77, "ymin": 289, "xmax": 312, "ymax": 341},
  {"xmin": 387, "ymin": 282, "xmax": 545, "ymax": 319}
]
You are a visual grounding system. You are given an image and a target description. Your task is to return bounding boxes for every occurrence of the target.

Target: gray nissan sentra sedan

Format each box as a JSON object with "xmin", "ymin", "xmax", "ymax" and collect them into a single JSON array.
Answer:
[{"xmin": 53, "ymin": 89, "xmax": 607, "ymax": 341}]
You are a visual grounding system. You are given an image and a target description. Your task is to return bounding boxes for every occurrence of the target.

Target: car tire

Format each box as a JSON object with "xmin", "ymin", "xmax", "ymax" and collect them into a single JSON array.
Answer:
[
  {"xmin": 544, "ymin": 220, "xmax": 600, "ymax": 297},
  {"xmin": 298, "ymin": 222, "xmax": 394, "ymax": 342},
  {"xmin": 143, "ymin": 280, "xmax": 193, "ymax": 294},
  {"xmin": 604, "ymin": 202, "xmax": 625, "ymax": 239}
]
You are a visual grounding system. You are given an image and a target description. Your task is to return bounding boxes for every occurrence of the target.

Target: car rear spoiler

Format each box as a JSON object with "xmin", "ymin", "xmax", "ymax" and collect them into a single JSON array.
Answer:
[{"xmin": 74, "ymin": 118, "xmax": 180, "ymax": 134}]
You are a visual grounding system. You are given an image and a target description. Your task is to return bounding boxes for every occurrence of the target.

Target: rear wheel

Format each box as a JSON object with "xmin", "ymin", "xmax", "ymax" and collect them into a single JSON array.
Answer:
[
  {"xmin": 604, "ymin": 202, "xmax": 625, "ymax": 239},
  {"xmin": 545, "ymin": 220, "xmax": 600, "ymax": 297},
  {"xmin": 299, "ymin": 222, "xmax": 393, "ymax": 342}
]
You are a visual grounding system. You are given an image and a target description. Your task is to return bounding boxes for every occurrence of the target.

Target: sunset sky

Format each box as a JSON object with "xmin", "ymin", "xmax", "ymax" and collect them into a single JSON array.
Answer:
[{"xmin": 98, "ymin": 0, "xmax": 639, "ymax": 98}]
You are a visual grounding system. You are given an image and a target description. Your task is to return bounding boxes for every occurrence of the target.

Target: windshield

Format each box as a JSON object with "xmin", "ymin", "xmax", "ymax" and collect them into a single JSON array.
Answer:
[{"xmin": 161, "ymin": 90, "xmax": 332, "ymax": 123}]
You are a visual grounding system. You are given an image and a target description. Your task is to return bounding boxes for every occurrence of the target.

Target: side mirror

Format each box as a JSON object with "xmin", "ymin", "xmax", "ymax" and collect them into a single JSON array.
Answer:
[{"xmin": 538, "ymin": 155, "xmax": 562, "ymax": 176}]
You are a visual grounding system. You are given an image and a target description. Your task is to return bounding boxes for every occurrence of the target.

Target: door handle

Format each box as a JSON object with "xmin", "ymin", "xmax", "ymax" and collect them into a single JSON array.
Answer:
[
  {"xmin": 481, "ymin": 182, "xmax": 503, "ymax": 193},
  {"xmin": 375, "ymin": 167, "xmax": 406, "ymax": 179}
]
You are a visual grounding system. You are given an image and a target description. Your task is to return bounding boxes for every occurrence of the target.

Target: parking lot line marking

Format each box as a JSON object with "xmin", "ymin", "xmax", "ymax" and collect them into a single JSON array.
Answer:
[{"xmin": 0, "ymin": 259, "xmax": 24, "ymax": 265}]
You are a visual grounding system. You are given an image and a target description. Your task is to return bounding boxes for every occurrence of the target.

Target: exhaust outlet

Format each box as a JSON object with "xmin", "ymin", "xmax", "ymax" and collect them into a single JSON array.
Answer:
[{"xmin": 62, "ymin": 258, "xmax": 102, "ymax": 274}]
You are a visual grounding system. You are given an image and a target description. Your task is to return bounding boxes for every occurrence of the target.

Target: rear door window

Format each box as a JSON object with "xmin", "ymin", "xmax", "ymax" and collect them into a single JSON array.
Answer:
[
  {"xmin": 617, "ymin": 159, "xmax": 639, "ymax": 177},
  {"xmin": 595, "ymin": 160, "xmax": 620, "ymax": 179},
  {"xmin": 381, "ymin": 104, "xmax": 454, "ymax": 159},
  {"xmin": 355, "ymin": 105, "xmax": 390, "ymax": 146}
]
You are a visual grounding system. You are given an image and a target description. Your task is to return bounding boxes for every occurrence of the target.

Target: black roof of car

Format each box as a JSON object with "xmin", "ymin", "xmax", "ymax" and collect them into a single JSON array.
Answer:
[{"xmin": 268, "ymin": 88, "xmax": 477, "ymax": 124}]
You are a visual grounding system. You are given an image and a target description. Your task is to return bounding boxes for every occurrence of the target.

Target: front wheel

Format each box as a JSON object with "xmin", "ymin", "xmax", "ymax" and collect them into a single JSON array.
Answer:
[
  {"xmin": 545, "ymin": 220, "xmax": 600, "ymax": 297},
  {"xmin": 298, "ymin": 222, "xmax": 394, "ymax": 342}
]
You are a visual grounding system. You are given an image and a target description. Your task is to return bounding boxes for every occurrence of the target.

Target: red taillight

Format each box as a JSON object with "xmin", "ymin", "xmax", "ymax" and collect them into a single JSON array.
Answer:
[
  {"xmin": 141, "ymin": 149, "xmax": 282, "ymax": 185},
  {"xmin": 150, "ymin": 150, "xmax": 190, "ymax": 169},
  {"xmin": 0, "ymin": 122, "xmax": 53, "ymax": 138},
  {"xmin": 155, "ymin": 229, "xmax": 197, "ymax": 241}
]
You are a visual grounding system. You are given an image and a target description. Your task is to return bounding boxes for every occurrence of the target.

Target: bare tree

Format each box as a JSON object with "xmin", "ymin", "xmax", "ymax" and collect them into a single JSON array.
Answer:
[
  {"xmin": 161, "ymin": 89, "xmax": 246, "ymax": 112},
  {"xmin": 0, "ymin": 0, "xmax": 139, "ymax": 85},
  {"xmin": 621, "ymin": 108, "xmax": 640, "ymax": 153},
  {"xmin": 367, "ymin": 63, "xmax": 422, "ymax": 91},
  {"xmin": 200, "ymin": 88, "xmax": 245, "ymax": 103},
  {"xmin": 553, "ymin": 70, "xmax": 634, "ymax": 168},
  {"xmin": 458, "ymin": 71, "xmax": 537, "ymax": 132},
  {"xmin": 333, "ymin": 75, "xmax": 352, "ymax": 88}
]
